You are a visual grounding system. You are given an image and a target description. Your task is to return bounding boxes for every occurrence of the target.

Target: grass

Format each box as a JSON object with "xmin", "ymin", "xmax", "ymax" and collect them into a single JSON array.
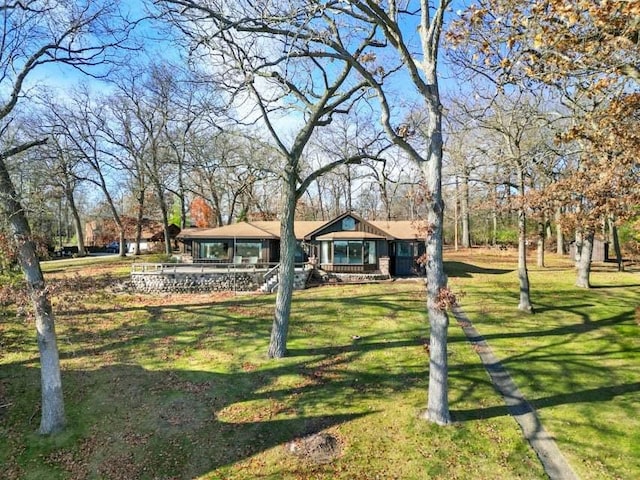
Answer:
[
  {"xmin": 446, "ymin": 249, "xmax": 640, "ymax": 480},
  {"xmin": 0, "ymin": 251, "xmax": 638, "ymax": 479}
]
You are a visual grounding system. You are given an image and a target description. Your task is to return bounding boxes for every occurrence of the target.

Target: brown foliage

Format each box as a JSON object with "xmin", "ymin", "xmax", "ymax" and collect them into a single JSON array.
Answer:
[{"xmin": 189, "ymin": 197, "xmax": 216, "ymax": 228}]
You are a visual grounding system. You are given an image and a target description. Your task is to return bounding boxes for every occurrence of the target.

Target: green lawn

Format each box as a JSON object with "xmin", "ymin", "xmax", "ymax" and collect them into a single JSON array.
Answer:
[
  {"xmin": 1, "ymin": 252, "xmax": 638, "ymax": 479},
  {"xmin": 446, "ymin": 249, "xmax": 640, "ymax": 480}
]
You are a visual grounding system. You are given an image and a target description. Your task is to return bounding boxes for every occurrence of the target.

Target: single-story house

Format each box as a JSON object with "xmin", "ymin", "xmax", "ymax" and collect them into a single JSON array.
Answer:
[
  {"xmin": 85, "ymin": 217, "xmax": 181, "ymax": 253},
  {"xmin": 178, "ymin": 212, "xmax": 426, "ymax": 276}
]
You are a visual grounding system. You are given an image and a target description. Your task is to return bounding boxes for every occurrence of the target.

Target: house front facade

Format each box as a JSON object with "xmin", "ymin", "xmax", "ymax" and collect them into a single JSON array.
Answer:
[{"xmin": 178, "ymin": 212, "xmax": 426, "ymax": 276}]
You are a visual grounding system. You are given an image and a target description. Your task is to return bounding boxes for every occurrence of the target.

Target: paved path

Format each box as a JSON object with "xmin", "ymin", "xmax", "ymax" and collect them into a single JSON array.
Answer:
[{"xmin": 452, "ymin": 305, "xmax": 580, "ymax": 480}]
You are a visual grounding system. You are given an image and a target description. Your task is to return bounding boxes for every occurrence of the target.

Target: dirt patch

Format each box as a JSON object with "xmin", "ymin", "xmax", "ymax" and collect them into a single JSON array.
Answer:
[{"xmin": 286, "ymin": 432, "xmax": 342, "ymax": 464}]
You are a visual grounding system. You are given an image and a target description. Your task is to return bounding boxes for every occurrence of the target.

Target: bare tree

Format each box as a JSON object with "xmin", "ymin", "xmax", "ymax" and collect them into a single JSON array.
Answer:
[
  {"xmin": 0, "ymin": 0, "xmax": 136, "ymax": 434},
  {"xmin": 157, "ymin": 0, "xmax": 387, "ymax": 359}
]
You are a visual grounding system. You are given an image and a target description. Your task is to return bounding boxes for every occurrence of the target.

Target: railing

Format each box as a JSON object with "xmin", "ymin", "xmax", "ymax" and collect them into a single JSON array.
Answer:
[{"xmin": 131, "ymin": 262, "xmax": 308, "ymax": 274}]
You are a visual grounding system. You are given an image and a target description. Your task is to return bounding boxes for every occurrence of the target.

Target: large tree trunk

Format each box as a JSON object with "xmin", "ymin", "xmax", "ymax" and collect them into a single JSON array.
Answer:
[
  {"xmin": 417, "ymin": 86, "xmax": 450, "ymax": 426},
  {"xmin": 268, "ymin": 176, "xmax": 296, "ymax": 359},
  {"xmin": 575, "ymin": 229, "xmax": 594, "ymax": 288},
  {"xmin": 65, "ymin": 187, "xmax": 86, "ymax": 257},
  {"xmin": 517, "ymin": 170, "xmax": 533, "ymax": 312},
  {"xmin": 0, "ymin": 158, "xmax": 66, "ymax": 434},
  {"xmin": 460, "ymin": 170, "xmax": 471, "ymax": 248}
]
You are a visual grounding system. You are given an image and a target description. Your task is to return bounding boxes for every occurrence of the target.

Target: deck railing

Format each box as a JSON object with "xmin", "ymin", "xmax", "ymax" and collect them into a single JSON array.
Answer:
[{"xmin": 131, "ymin": 262, "xmax": 308, "ymax": 274}]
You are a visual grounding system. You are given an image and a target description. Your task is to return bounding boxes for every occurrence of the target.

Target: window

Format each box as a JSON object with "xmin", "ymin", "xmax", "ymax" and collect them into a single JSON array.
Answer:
[
  {"xmin": 397, "ymin": 242, "xmax": 413, "ymax": 257},
  {"xmin": 341, "ymin": 217, "xmax": 356, "ymax": 230},
  {"xmin": 200, "ymin": 242, "xmax": 229, "ymax": 259},
  {"xmin": 235, "ymin": 241, "xmax": 262, "ymax": 259},
  {"xmin": 334, "ymin": 241, "xmax": 348, "ymax": 264},
  {"xmin": 334, "ymin": 240, "xmax": 365, "ymax": 264},
  {"xmin": 348, "ymin": 241, "xmax": 362, "ymax": 264}
]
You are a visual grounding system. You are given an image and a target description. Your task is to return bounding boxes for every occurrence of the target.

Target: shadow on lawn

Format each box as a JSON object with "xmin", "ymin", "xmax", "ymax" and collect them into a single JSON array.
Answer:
[
  {"xmin": 2, "ymin": 290, "xmax": 432, "ymax": 478},
  {"xmin": 451, "ymin": 382, "xmax": 640, "ymax": 422},
  {"xmin": 1, "ymin": 360, "xmax": 377, "ymax": 478},
  {"xmin": 445, "ymin": 261, "xmax": 512, "ymax": 278}
]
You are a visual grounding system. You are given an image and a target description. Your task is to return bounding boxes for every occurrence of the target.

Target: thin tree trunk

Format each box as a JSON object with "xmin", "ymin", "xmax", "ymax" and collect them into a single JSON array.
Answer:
[
  {"xmin": 576, "ymin": 229, "xmax": 594, "ymax": 288},
  {"xmin": 608, "ymin": 215, "xmax": 623, "ymax": 272},
  {"xmin": 517, "ymin": 169, "xmax": 533, "ymax": 312},
  {"xmin": 574, "ymin": 230, "xmax": 583, "ymax": 266},
  {"xmin": 134, "ymin": 189, "xmax": 145, "ymax": 256},
  {"xmin": 461, "ymin": 170, "xmax": 471, "ymax": 248},
  {"xmin": 0, "ymin": 157, "xmax": 66, "ymax": 434},
  {"xmin": 492, "ymin": 185, "xmax": 498, "ymax": 247},
  {"xmin": 268, "ymin": 175, "xmax": 296, "ymax": 359},
  {"xmin": 555, "ymin": 208, "xmax": 564, "ymax": 255},
  {"xmin": 453, "ymin": 176, "xmax": 459, "ymax": 250},
  {"xmin": 536, "ymin": 220, "xmax": 545, "ymax": 268},
  {"xmin": 65, "ymin": 187, "xmax": 86, "ymax": 257}
]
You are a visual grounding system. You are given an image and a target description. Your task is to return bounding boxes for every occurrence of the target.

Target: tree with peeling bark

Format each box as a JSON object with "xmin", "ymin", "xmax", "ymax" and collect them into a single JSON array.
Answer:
[{"xmin": 0, "ymin": 1, "xmax": 137, "ymax": 434}]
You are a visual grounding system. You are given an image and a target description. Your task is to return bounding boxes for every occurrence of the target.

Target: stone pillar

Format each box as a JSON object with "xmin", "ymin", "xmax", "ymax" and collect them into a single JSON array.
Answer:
[{"xmin": 379, "ymin": 256, "xmax": 390, "ymax": 278}]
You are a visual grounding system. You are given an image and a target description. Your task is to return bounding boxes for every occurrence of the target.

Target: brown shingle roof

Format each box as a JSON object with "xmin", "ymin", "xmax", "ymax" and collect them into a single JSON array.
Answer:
[
  {"xmin": 370, "ymin": 220, "xmax": 423, "ymax": 240},
  {"xmin": 178, "ymin": 219, "xmax": 424, "ymax": 241},
  {"xmin": 177, "ymin": 222, "xmax": 279, "ymax": 239},
  {"xmin": 315, "ymin": 231, "xmax": 386, "ymax": 240}
]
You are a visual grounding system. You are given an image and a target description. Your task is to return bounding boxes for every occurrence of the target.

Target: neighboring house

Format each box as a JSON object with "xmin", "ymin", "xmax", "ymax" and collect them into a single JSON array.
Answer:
[
  {"xmin": 128, "ymin": 223, "xmax": 181, "ymax": 253},
  {"xmin": 85, "ymin": 217, "xmax": 181, "ymax": 253},
  {"xmin": 178, "ymin": 212, "xmax": 426, "ymax": 276}
]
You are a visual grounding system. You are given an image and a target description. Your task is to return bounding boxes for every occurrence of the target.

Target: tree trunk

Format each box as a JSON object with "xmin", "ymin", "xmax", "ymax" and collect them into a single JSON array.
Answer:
[
  {"xmin": 608, "ymin": 215, "xmax": 623, "ymax": 272},
  {"xmin": 65, "ymin": 187, "xmax": 86, "ymax": 257},
  {"xmin": 453, "ymin": 177, "xmax": 459, "ymax": 250},
  {"xmin": 155, "ymin": 182, "xmax": 172, "ymax": 256},
  {"xmin": 536, "ymin": 220, "xmax": 545, "ymax": 268},
  {"xmin": 575, "ymin": 229, "xmax": 594, "ymax": 288},
  {"xmin": 555, "ymin": 208, "xmax": 564, "ymax": 255},
  {"xmin": 268, "ymin": 175, "xmax": 296, "ymax": 359},
  {"xmin": 492, "ymin": 185, "xmax": 498, "ymax": 247},
  {"xmin": 460, "ymin": 170, "xmax": 471, "ymax": 248},
  {"xmin": 417, "ymin": 88, "xmax": 450, "ymax": 426},
  {"xmin": 574, "ymin": 229, "xmax": 583, "ymax": 266},
  {"xmin": 517, "ymin": 170, "xmax": 533, "ymax": 313},
  {"xmin": 134, "ymin": 189, "xmax": 145, "ymax": 256},
  {"xmin": 0, "ymin": 158, "xmax": 66, "ymax": 434}
]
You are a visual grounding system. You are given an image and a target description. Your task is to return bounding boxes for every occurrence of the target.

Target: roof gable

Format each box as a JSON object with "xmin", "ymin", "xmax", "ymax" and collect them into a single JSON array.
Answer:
[{"xmin": 305, "ymin": 212, "xmax": 393, "ymax": 240}]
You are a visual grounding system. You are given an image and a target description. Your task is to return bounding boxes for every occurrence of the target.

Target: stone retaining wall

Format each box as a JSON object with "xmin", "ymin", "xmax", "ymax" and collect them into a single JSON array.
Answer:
[{"xmin": 130, "ymin": 269, "xmax": 311, "ymax": 294}]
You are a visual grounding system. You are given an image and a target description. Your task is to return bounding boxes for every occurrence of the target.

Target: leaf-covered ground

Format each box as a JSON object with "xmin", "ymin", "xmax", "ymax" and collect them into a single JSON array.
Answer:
[{"xmin": 1, "ymin": 251, "xmax": 638, "ymax": 479}]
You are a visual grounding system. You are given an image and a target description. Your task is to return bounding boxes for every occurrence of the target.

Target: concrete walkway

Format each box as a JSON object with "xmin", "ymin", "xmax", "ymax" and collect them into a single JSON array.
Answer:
[{"xmin": 452, "ymin": 305, "xmax": 580, "ymax": 480}]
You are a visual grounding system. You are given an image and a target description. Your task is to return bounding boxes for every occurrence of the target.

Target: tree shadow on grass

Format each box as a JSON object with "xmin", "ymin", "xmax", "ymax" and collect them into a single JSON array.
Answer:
[
  {"xmin": 450, "ymin": 382, "xmax": 640, "ymax": 422},
  {"xmin": 0, "ymin": 360, "xmax": 377, "ymax": 479},
  {"xmin": 444, "ymin": 261, "xmax": 512, "ymax": 278}
]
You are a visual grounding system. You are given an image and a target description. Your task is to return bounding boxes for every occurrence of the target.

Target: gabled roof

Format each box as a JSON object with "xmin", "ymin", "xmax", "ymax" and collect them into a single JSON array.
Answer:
[
  {"xmin": 177, "ymin": 215, "xmax": 424, "ymax": 242},
  {"xmin": 303, "ymin": 211, "xmax": 393, "ymax": 240},
  {"xmin": 370, "ymin": 220, "xmax": 422, "ymax": 241},
  {"xmin": 251, "ymin": 220, "xmax": 326, "ymax": 239},
  {"xmin": 177, "ymin": 222, "xmax": 279, "ymax": 239}
]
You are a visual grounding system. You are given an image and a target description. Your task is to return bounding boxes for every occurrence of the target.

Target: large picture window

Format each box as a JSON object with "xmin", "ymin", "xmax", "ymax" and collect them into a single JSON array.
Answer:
[
  {"xmin": 334, "ymin": 240, "xmax": 365, "ymax": 264},
  {"xmin": 235, "ymin": 241, "xmax": 262, "ymax": 259},
  {"xmin": 200, "ymin": 242, "xmax": 229, "ymax": 259}
]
